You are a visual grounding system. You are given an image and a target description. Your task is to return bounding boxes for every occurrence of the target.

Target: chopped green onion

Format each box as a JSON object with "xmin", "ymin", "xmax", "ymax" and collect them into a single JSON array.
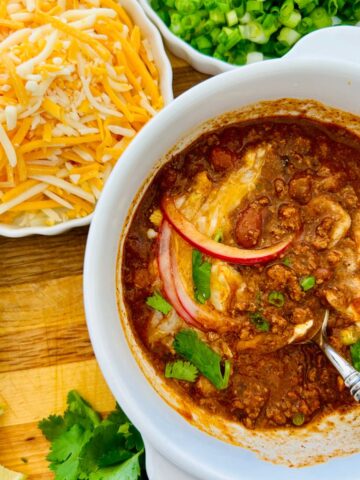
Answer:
[
  {"xmin": 202, "ymin": 19, "xmax": 216, "ymax": 34},
  {"xmin": 281, "ymin": 9, "xmax": 302, "ymax": 27},
  {"xmin": 209, "ymin": 8, "xmax": 226, "ymax": 23},
  {"xmin": 181, "ymin": 14, "xmax": 201, "ymax": 31},
  {"xmin": 239, "ymin": 11, "xmax": 251, "ymax": 23},
  {"xmin": 280, "ymin": 0, "xmax": 295, "ymax": 19},
  {"xmin": 175, "ymin": 0, "xmax": 201, "ymax": 14},
  {"xmin": 151, "ymin": 0, "xmax": 354, "ymax": 65},
  {"xmin": 192, "ymin": 250, "xmax": 212, "ymax": 304},
  {"xmin": 283, "ymin": 257, "xmax": 292, "ymax": 267},
  {"xmin": 301, "ymin": 1, "xmax": 318, "ymax": 15},
  {"xmin": 325, "ymin": 0, "xmax": 339, "ymax": 16},
  {"xmin": 213, "ymin": 230, "xmax": 223, "ymax": 242},
  {"xmin": 268, "ymin": 291, "xmax": 285, "ymax": 308},
  {"xmin": 217, "ymin": 1, "xmax": 232, "ymax": 12},
  {"xmin": 310, "ymin": 6, "xmax": 332, "ymax": 28},
  {"xmin": 295, "ymin": 0, "xmax": 315, "ymax": 7},
  {"xmin": 150, "ymin": 0, "xmax": 161, "ymax": 10},
  {"xmin": 274, "ymin": 40, "xmax": 291, "ymax": 56},
  {"xmin": 292, "ymin": 413, "xmax": 305, "ymax": 426},
  {"xmin": 219, "ymin": 26, "xmax": 242, "ymax": 50},
  {"xmin": 239, "ymin": 21, "xmax": 269, "ymax": 44},
  {"xmin": 246, "ymin": 0, "xmax": 264, "ymax": 12},
  {"xmin": 350, "ymin": 340, "xmax": 360, "ymax": 371},
  {"xmin": 226, "ymin": 9, "xmax": 239, "ymax": 26},
  {"xmin": 296, "ymin": 16, "xmax": 313, "ymax": 34},
  {"xmin": 195, "ymin": 34, "xmax": 213, "ymax": 50},
  {"xmin": 170, "ymin": 12, "xmax": 182, "ymax": 35},
  {"xmin": 277, "ymin": 26, "xmax": 301, "ymax": 46},
  {"xmin": 249, "ymin": 311, "xmax": 270, "ymax": 332},
  {"xmin": 163, "ymin": 0, "xmax": 175, "ymax": 7},
  {"xmin": 146, "ymin": 291, "xmax": 172, "ymax": 315},
  {"xmin": 300, "ymin": 275, "xmax": 316, "ymax": 291},
  {"xmin": 203, "ymin": 0, "xmax": 217, "ymax": 8},
  {"xmin": 210, "ymin": 27, "xmax": 222, "ymax": 43}
]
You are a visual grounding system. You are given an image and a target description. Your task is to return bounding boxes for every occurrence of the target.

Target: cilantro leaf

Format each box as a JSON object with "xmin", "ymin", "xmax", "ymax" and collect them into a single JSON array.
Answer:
[
  {"xmin": 64, "ymin": 390, "xmax": 101, "ymax": 431},
  {"xmin": 174, "ymin": 329, "xmax": 231, "ymax": 389},
  {"xmin": 124, "ymin": 425, "xmax": 144, "ymax": 452},
  {"xmin": 106, "ymin": 403, "xmax": 129, "ymax": 427},
  {"xmin": 192, "ymin": 250, "xmax": 211, "ymax": 304},
  {"xmin": 165, "ymin": 360, "xmax": 199, "ymax": 382},
  {"xmin": 39, "ymin": 391, "xmax": 146, "ymax": 480},
  {"xmin": 79, "ymin": 423, "xmax": 131, "ymax": 475},
  {"xmin": 146, "ymin": 291, "xmax": 172, "ymax": 315},
  {"xmin": 88, "ymin": 451, "xmax": 143, "ymax": 480},
  {"xmin": 38, "ymin": 414, "xmax": 66, "ymax": 441},
  {"xmin": 47, "ymin": 424, "xmax": 92, "ymax": 480},
  {"xmin": 351, "ymin": 340, "xmax": 360, "ymax": 371},
  {"xmin": 98, "ymin": 449, "xmax": 133, "ymax": 468}
]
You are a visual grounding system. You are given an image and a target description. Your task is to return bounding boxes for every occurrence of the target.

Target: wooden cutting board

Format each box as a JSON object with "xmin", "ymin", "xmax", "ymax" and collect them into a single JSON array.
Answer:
[{"xmin": 0, "ymin": 53, "xmax": 208, "ymax": 479}]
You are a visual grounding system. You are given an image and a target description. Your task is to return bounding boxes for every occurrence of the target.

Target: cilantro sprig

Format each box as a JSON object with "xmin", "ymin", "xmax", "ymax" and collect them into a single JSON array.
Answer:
[
  {"xmin": 165, "ymin": 360, "xmax": 199, "ymax": 382},
  {"xmin": 192, "ymin": 250, "xmax": 212, "ymax": 304},
  {"xmin": 39, "ymin": 391, "xmax": 145, "ymax": 480},
  {"xmin": 173, "ymin": 329, "xmax": 231, "ymax": 390}
]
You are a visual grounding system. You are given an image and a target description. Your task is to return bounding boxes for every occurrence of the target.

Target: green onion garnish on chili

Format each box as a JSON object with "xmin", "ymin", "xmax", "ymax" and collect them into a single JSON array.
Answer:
[
  {"xmin": 146, "ymin": 291, "xmax": 172, "ymax": 314},
  {"xmin": 350, "ymin": 340, "xmax": 360, "ymax": 372},
  {"xmin": 300, "ymin": 275, "xmax": 316, "ymax": 292},
  {"xmin": 292, "ymin": 413, "xmax": 305, "ymax": 426},
  {"xmin": 192, "ymin": 249, "xmax": 211, "ymax": 304},
  {"xmin": 249, "ymin": 311, "xmax": 270, "ymax": 332},
  {"xmin": 268, "ymin": 291, "xmax": 285, "ymax": 308},
  {"xmin": 283, "ymin": 257, "xmax": 291, "ymax": 267},
  {"xmin": 213, "ymin": 229, "xmax": 223, "ymax": 243}
]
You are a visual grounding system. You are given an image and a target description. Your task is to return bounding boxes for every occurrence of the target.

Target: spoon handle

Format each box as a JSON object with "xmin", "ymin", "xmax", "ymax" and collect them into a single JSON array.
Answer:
[{"xmin": 320, "ymin": 341, "xmax": 360, "ymax": 402}]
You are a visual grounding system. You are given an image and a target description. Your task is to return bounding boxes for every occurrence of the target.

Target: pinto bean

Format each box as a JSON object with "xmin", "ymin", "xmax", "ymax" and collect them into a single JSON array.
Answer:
[
  {"xmin": 235, "ymin": 204, "xmax": 262, "ymax": 248},
  {"xmin": 289, "ymin": 173, "xmax": 312, "ymax": 204},
  {"xmin": 210, "ymin": 146, "xmax": 236, "ymax": 172}
]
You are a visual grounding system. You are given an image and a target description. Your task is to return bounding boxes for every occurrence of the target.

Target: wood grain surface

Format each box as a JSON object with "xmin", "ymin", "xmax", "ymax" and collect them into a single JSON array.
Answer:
[{"xmin": 0, "ymin": 52, "xmax": 208, "ymax": 478}]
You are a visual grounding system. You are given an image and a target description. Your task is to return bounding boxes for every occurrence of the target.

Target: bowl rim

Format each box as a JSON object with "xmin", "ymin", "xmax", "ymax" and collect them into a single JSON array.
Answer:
[
  {"xmin": 84, "ymin": 41, "xmax": 360, "ymax": 479},
  {"xmin": 0, "ymin": 0, "xmax": 173, "ymax": 238}
]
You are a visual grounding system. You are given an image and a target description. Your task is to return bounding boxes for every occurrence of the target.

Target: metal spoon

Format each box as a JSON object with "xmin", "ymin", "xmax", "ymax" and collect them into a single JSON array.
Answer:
[{"xmin": 308, "ymin": 310, "xmax": 360, "ymax": 402}]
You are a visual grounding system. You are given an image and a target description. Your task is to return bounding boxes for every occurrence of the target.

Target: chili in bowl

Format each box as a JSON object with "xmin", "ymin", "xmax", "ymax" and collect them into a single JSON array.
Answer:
[{"xmin": 84, "ymin": 27, "xmax": 360, "ymax": 480}]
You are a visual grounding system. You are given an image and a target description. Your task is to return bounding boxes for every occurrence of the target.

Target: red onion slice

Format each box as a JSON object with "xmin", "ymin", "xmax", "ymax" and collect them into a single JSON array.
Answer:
[
  {"xmin": 162, "ymin": 196, "xmax": 293, "ymax": 265},
  {"xmin": 158, "ymin": 221, "xmax": 199, "ymax": 327}
]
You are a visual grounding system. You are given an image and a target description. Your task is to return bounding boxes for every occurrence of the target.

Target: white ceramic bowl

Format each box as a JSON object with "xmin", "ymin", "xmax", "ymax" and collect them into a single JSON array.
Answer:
[
  {"xmin": 84, "ymin": 27, "xmax": 360, "ymax": 480},
  {"xmin": 0, "ymin": 0, "xmax": 173, "ymax": 238}
]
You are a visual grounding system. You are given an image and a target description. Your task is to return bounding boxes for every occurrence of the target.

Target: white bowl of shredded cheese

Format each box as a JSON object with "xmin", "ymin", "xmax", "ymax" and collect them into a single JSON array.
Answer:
[{"xmin": 0, "ymin": 0, "xmax": 173, "ymax": 237}]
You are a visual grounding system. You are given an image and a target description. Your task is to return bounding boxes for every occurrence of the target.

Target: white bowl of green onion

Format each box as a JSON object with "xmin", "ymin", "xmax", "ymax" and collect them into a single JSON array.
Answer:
[{"xmin": 138, "ymin": 0, "xmax": 359, "ymax": 75}]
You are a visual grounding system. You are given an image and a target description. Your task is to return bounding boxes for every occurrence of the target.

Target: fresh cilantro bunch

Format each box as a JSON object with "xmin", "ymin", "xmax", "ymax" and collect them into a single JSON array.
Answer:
[{"xmin": 38, "ymin": 391, "xmax": 146, "ymax": 480}]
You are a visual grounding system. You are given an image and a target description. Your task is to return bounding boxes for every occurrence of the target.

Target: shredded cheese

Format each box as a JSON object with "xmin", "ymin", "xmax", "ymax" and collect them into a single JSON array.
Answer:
[{"xmin": 0, "ymin": 0, "xmax": 163, "ymax": 227}]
